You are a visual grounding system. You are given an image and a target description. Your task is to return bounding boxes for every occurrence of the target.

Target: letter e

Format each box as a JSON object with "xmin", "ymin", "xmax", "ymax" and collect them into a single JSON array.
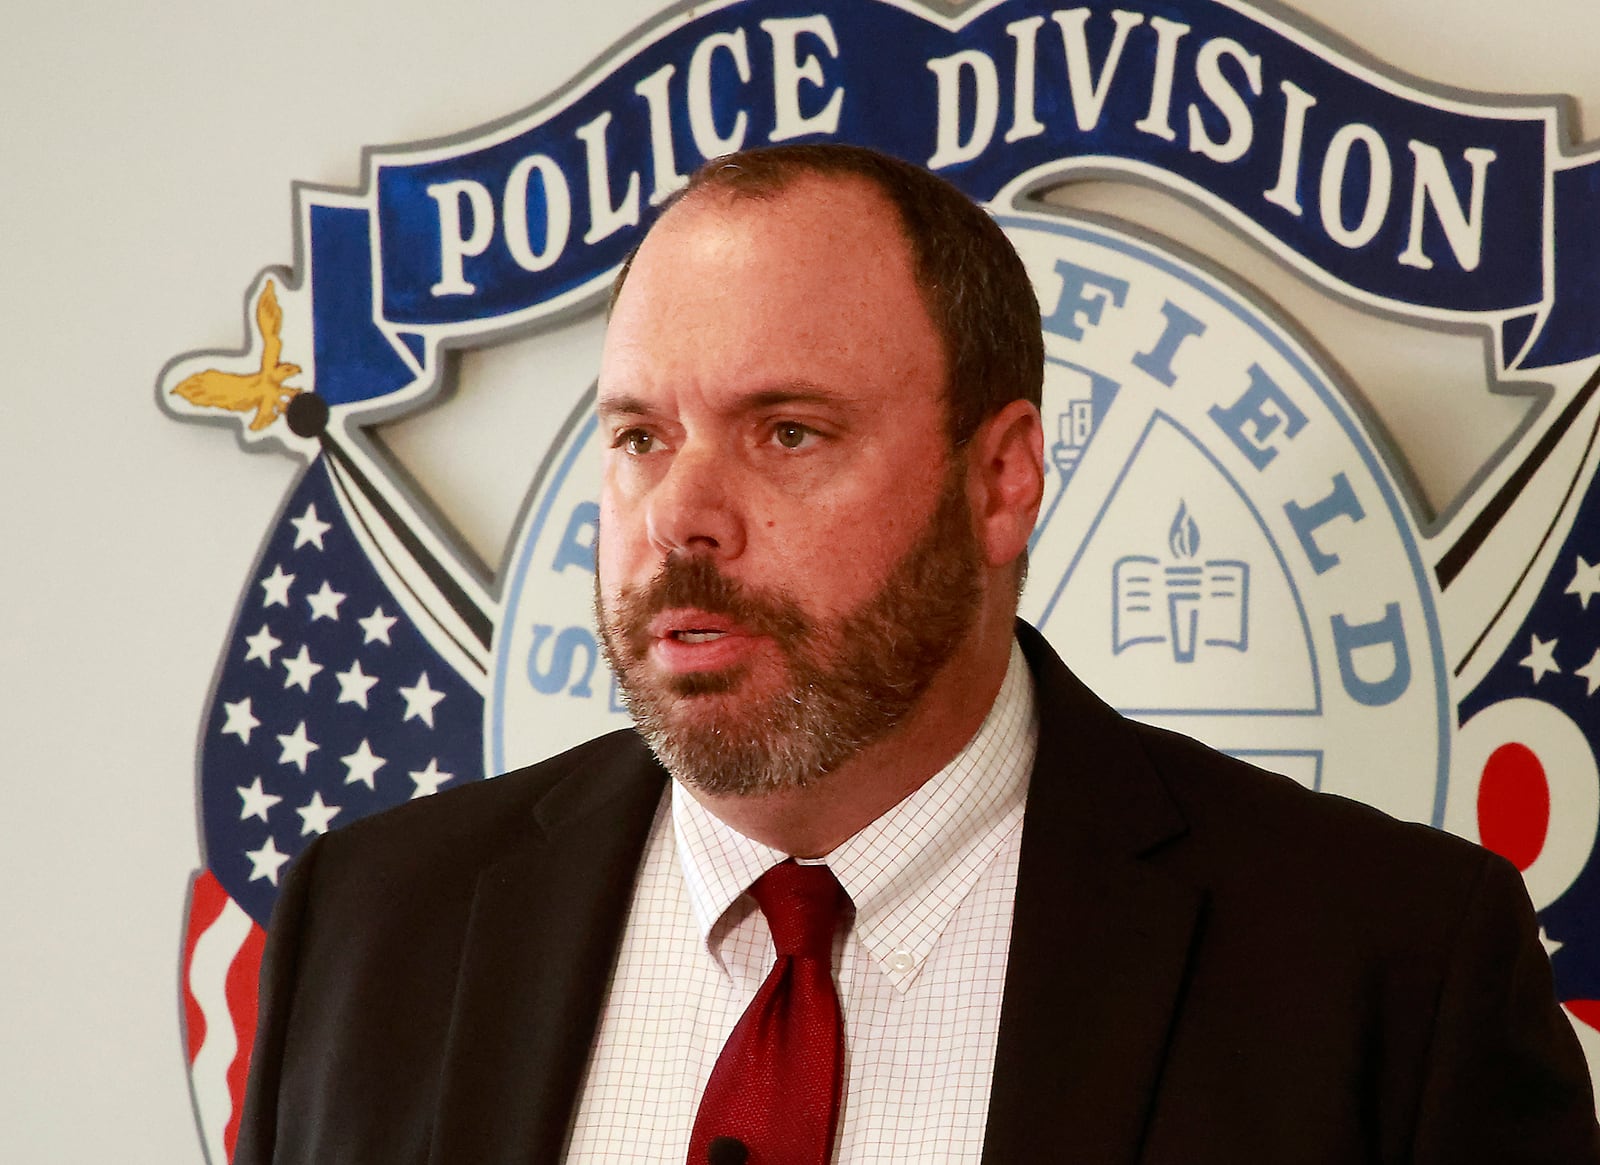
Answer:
[
  {"xmin": 1208, "ymin": 364, "xmax": 1308, "ymax": 470},
  {"xmin": 762, "ymin": 16, "xmax": 844, "ymax": 142}
]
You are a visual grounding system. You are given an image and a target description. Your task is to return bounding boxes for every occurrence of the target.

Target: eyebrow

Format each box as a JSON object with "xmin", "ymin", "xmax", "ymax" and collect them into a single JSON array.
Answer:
[
  {"xmin": 741, "ymin": 384, "xmax": 855, "ymax": 411},
  {"xmin": 596, "ymin": 381, "xmax": 858, "ymax": 420},
  {"xmin": 595, "ymin": 392, "xmax": 653, "ymax": 420}
]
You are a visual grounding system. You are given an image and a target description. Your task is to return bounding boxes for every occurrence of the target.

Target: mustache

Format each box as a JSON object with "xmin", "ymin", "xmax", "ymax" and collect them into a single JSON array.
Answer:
[{"xmin": 611, "ymin": 553, "xmax": 812, "ymax": 656}]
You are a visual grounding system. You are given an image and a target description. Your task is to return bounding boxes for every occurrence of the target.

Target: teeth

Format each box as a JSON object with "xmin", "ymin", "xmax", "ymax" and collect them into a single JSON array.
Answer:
[{"xmin": 675, "ymin": 630, "xmax": 725, "ymax": 643}]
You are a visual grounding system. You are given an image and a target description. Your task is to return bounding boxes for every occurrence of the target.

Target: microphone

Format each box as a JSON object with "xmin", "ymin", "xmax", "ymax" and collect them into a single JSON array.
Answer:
[{"xmin": 707, "ymin": 1134, "xmax": 750, "ymax": 1165}]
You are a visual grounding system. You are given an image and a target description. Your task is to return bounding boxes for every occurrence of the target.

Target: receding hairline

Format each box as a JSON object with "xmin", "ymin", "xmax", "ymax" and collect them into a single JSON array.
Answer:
[{"xmin": 609, "ymin": 165, "xmax": 924, "ymax": 313}]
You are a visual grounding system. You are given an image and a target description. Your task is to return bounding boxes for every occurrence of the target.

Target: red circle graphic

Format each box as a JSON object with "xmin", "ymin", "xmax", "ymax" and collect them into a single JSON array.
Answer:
[{"xmin": 1477, "ymin": 742, "xmax": 1552, "ymax": 873}]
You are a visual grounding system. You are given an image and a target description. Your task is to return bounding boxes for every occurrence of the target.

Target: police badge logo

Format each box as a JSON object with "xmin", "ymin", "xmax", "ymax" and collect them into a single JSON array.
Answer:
[{"xmin": 161, "ymin": 1, "xmax": 1600, "ymax": 1157}]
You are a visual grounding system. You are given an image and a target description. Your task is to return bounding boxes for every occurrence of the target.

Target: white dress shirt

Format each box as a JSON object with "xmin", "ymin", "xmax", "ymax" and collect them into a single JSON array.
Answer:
[{"xmin": 563, "ymin": 640, "xmax": 1039, "ymax": 1162}]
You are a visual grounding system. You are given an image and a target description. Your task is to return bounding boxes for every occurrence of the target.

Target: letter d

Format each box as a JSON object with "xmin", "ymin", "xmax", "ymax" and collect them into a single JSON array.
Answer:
[
  {"xmin": 926, "ymin": 50, "xmax": 999, "ymax": 169},
  {"xmin": 1331, "ymin": 603, "xmax": 1411, "ymax": 706}
]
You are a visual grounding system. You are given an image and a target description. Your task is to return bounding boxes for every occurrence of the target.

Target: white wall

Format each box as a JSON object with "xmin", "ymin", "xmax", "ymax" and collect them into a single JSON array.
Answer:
[{"xmin": 4, "ymin": 1, "xmax": 1597, "ymax": 1159}]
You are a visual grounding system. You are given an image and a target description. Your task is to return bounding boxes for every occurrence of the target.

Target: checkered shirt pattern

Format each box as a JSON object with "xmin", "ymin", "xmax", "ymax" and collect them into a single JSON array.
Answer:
[{"xmin": 563, "ymin": 640, "xmax": 1039, "ymax": 1162}]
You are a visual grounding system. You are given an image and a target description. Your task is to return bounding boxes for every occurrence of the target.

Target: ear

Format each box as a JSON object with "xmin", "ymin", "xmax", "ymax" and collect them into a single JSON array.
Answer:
[{"xmin": 966, "ymin": 399, "xmax": 1045, "ymax": 570}]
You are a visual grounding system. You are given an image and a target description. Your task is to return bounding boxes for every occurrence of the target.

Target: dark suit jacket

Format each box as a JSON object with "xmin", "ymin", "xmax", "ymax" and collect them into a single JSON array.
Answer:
[{"xmin": 236, "ymin": 623, "xmax": 1600, "ymax": 1163}]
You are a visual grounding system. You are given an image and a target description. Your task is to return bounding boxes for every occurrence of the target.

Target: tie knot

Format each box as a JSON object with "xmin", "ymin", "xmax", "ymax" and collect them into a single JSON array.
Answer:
[{"xmin": 750, "ymin": 861, "xmax": 847, "ymax": 960}]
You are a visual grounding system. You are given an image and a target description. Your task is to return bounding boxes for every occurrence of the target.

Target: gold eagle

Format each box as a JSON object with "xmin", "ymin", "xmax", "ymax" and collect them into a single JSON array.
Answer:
[{"xmin": 172, "ymin": 280, "xmax": 303, "ymax": 431}]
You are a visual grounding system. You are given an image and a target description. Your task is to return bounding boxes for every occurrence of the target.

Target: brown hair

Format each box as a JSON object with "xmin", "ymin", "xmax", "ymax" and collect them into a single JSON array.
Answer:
[{"xmin": 610, "ymin": 143, "xmax": 1043, "ymax": 447}]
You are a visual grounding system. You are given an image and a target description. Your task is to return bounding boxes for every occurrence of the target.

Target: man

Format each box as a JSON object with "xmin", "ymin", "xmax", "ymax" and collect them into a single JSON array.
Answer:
[{"xmin": 236, "ymin": 144, "xmax": 1600, "ymax": 1163}]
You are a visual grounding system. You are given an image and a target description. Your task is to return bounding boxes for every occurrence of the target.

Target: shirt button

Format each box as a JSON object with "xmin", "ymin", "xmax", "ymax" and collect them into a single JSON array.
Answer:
[{"xmin": 889, "ymin": 950, "xmax": 916, "ymax": 973}]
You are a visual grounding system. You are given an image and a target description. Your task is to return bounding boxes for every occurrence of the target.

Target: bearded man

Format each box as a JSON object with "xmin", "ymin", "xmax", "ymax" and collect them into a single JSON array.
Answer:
[{"xmin": 236, "ymin": 144, "xmax": 1599, "ymax": 1164}]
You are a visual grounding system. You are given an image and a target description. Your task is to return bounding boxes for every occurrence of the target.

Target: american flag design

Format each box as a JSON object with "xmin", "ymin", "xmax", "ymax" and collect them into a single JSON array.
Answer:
[
  {"xmin": 180, "ymin": 458, "xmax": 483, "ymax": 1160},
  {"xmin": 1459, "ymin": 459, "xmax": 1600, "ymax": 1041}
]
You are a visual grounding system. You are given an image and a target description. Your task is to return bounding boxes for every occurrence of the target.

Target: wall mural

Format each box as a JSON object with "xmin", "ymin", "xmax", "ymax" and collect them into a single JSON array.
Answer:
[{"xmin": 160, "ymin": 0, "xmax": 1600, "ymax": 1158}]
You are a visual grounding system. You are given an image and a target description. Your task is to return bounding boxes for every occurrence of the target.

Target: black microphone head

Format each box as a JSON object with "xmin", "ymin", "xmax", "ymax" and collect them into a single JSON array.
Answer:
[{"xmin": 707, "ymin": 1134, "xmax": 750, "ymax": 1165}]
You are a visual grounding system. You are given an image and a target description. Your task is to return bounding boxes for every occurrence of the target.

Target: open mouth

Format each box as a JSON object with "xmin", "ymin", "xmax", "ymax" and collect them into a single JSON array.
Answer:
[
  {"xmin": 673, "ymin": 630, "xmax": 727, "ymax": 643},
  {"xmin": 642, "ymin": 611, "xmax": 749, "ymax": 667}
]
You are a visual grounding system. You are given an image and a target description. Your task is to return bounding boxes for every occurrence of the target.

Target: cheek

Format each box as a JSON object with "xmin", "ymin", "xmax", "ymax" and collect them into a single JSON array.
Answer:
[{"xmin": 766, "ymin": 518, "xmax": 894, "ymax": 609}]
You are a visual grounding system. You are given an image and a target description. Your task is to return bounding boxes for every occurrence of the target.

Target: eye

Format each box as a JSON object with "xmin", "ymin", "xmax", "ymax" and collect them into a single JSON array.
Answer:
[
  {"xmin": 612, "ymin": 427, "xmax": 659, "ymax": 456},
  {"xmin": 770, "ymin": 422, "xmax": 816, "ymax": 451}
]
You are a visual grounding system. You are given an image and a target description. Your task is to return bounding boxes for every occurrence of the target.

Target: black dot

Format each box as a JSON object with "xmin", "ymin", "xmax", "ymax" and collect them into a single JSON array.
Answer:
[{"xmin": 285, "ymin": 393, "xmax": 329, "ymax": 438}]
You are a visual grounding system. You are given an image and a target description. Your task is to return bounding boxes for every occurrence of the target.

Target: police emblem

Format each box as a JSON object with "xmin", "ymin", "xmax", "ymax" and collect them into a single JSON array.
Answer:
[{"xmin": 162, "ymin": 1, "xmax": 1600, "ymax": 1157}]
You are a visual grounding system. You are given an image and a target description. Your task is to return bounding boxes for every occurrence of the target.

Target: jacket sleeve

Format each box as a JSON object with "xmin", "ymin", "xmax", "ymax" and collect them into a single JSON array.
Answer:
[
  {"xmin": 231, "ymin": 835, "xmax": 325, "ymax": 1165},
  {"xmin": 1410, "ymin": 850, "xmax": 1600, "ymax": 1163}
]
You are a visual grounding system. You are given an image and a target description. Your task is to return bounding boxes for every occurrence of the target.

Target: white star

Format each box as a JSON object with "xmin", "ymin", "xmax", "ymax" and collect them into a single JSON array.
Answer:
[
  {"xmin": 276, "ymin": 720, "xmax": 320, "ymax": 773},
  {"xmin": 259, "ymin": 563, "xmax": 295, "ymax": 608},
  {"xmin": 335, "ymin": 659, "xmax": 380, "ymax": 708},
  {"xmin": 1541, "ymin": 927, "xmax": 1564, "ymax": 957},
  {"xmin": 1577, "ymin": 649, "xmax": 1600, "ymax": 697},
  {"xmin": 359, "ymin": 606, "xmax": 398, "ymax": 646},
  {"xmin": 296, "ymin": 791, "xmax": 342, "ymax": 836},
  {"xmin": 1568, "ymin": 556, "xmax": 1600, "ymax": 609},
  {"xmin": 409, "ymin": 758, "xmax": 454, "ymax": 799},
  {"xmin": 1519, "ymin": 634, "xmax": 1561, "ymax": 684},
  {"xmin": 341, "ymin": 738, "xmax": 387, "ymax": 789},
  {"xmin": 399, "ymin": 671, "xmax": 446, "ymax": 727},
  {"xmin": 305, "ymin": 580, "xmax": 347, "ymax": 623},
  {"xmin": 237, "ymin": 777, "xmax": 282, "ymax": 823},
  {"xmin": 220, "ymin": 697, "xmax": 260, "ymax": 744},
  {"xmin": 290, "ymin": 502, "xmax": 332, "ymax": 551},
  {"xmin": 281, "ymin": 644, "xmax": 324, "ymax": 693},
  {"xmin": 245, "ymin": 835, "xmax": 292, "ymax": 885},
  {"xmin": 243, "ymin": 624, "xmax": 282, "ymax": 667}
]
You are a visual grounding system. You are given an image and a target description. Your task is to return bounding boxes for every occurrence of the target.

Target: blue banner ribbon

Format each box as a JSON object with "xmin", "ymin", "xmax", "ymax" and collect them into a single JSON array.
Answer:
[{"xmin": 306, "ymin": 0, "xmax": 1599, "ymax": 406}]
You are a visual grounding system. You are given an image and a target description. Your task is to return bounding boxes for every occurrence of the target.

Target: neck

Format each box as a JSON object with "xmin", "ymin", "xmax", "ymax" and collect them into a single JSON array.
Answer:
[{"xmin": 684, "ymin": 608, "xmax": 1017, "ymax": 858}]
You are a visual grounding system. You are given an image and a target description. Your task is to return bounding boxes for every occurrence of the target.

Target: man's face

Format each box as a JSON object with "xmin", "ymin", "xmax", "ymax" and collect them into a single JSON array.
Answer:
[{"xmin": 594, "ymin": 175, "xmax": 983, "ymax": 793}]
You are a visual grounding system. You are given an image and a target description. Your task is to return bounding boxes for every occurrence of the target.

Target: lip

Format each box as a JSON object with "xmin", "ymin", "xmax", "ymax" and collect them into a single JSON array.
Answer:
[
  {"xmin": 646, "ymin": 608, "xmax": 759, "ymax": 673},
  {"xmin": 646, "ymin": 608, "xmax": 742, "ymax": 639}
]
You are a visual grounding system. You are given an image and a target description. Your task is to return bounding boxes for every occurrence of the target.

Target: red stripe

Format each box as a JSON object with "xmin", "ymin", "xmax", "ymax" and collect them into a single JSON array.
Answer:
[
  {"xmin": 1566, "ymin": 999, "xmax": 1600, "ymax": 1034},
  {"xmin": 222, "ymin": 919, "xmax": 266, "ymax": 1162},
  {"xmin": 181, "ymin": 870, "xmax": 229, "ymax": 1064}
]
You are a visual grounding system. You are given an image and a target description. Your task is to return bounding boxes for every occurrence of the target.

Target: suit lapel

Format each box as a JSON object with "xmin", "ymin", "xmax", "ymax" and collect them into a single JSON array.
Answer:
[
  {"xmin": 419, "ymin": 631, "xmax": 1198, "ymax": 1162},
  {"xmin": 983, "ymin": 625, "xmax": 1203, "ymax": 1165},
  {"xmin": 429, "ymin": 736, "xmax": 667, "ymax": 1165}
]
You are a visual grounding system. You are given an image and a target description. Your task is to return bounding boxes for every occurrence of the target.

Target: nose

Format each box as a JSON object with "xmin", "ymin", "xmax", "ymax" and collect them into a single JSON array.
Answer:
[{"xmin": 644, "ymin": 442, "xmax": 746, "ymax": 559}]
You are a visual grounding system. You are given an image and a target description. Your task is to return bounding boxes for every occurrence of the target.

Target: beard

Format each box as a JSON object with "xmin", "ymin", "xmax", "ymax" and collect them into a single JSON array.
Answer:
[{"xmin": 595, "ymin": 465, "xmax": 984, "ymax": 797}]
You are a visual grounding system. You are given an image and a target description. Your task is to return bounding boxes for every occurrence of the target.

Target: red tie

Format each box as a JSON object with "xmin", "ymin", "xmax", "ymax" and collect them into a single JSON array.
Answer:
[{"xmin": 687, "ymin": 861, "xmax": 850, "ymax": 1165}]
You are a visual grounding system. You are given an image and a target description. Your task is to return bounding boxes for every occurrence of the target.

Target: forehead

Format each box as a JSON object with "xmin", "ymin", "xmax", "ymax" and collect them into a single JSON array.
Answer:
[{"xmin": 600, "ymin": 174, "xmax": 946, "ymax": 413}]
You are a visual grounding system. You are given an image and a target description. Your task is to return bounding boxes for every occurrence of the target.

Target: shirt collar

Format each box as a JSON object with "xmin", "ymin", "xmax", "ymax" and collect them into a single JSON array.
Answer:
[{"xmin": 673, "ymin": 639, "xmax": 1038, "ymax": 991}]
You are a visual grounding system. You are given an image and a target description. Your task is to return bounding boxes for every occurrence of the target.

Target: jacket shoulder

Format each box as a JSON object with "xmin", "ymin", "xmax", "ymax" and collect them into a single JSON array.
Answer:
[
  {"xmin": 290, "ymin": 728, "xmax": 662, "ymax": 893},
  {"xmin": 1133, "ymin": 718, "xmax": 1483, "ymax": 881}
]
